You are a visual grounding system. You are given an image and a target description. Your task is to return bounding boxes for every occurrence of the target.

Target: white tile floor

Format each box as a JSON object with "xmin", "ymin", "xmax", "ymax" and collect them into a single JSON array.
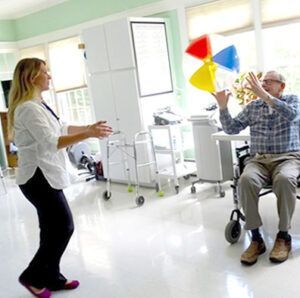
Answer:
[{"xmin": 1, "ymin": 171, "xmax": 300, "ymax": 298}]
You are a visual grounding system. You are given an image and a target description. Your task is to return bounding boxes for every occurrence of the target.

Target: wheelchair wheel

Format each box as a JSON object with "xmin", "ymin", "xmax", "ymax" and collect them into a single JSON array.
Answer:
[
  {"xmin": 136, "ymin": 195, "xmax": 145, "ymax": 206},
  {"xmin": 225, "ymin": 220, "xmax": 241, "ymax": 244},
  {"xmin": 102, "ymin": 190, "xmax": 111, "ymax": 201}
]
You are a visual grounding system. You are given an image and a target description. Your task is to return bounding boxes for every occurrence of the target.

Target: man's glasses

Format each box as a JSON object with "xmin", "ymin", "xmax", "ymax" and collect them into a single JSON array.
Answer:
[{"xmin": 261, "ymin": 79, "xmax": 283, "ymax": 85}]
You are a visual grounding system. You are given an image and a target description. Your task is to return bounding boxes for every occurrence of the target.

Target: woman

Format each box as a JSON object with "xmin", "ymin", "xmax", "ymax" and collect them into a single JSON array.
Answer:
[{"xmin": 8, "ymin": 58, "xmax": 112, "ymax": 298}]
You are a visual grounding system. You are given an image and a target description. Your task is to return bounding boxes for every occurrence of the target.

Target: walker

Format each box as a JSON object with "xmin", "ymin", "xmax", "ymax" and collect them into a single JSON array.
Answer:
[{"xmin": 102, "ymin": 130, "xmax": 163, "ymax": 206}]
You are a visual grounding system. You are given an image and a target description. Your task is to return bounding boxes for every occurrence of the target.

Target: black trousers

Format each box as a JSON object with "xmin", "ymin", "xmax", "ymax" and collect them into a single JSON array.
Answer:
[{"xmin": 19, "ymin": 168, "xmax": 74, "ymax": 290}]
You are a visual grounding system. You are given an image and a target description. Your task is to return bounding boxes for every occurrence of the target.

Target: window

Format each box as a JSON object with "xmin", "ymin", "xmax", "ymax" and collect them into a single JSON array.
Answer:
[
  {"xmin": 48, "ymin": 37, "xmax": 98, "ymax": 153},
  {"xmin": 259, "ymin": 0, "xmax": 300, "ymax": 93},
  {"xmin": 57, "ymin": 88, "xmax": 92, "ymax": 124},
  {"xmin": 185, "ymin": 0, "xmax": 300, "ymax": 160},
  {"xmin": 48, "ymin": 37, "xmax": 86, "ymax": 92},
  {"xmin": 263, "ymin": 23, "xmax": 300, "ymax": 94},
  {"xmin": 20, "ymin": 37, "xmax": 92, "ymax": 123},
  {"xmin": 261, "ymin": 0, "xmax": 300, "ymax": 26},
  {"xmin": 20, "ymin": 45, "xmax": 46, "ymax": 61},
  {"xmin": 57, "ymin": 87, "xmax": 100, "ymax": 153},
  {"xmin": 185, "ymin": 0, "xmax": 254, "ymax": 116},
  {"xmin": 226, "ymin": 31, "xmax": 256, "ymax": 73},
  {"xmin": 186, "ymin": 0, "xmax": 252, "ymax": 39},
  {"xmin": 47, "ymin": 36, "xmax": 89, "ymax": 119},
  {"xmin": 186, "ymin": 0, "xmax": 300, "ymax": 78},
  {"xmin": 20, "ymin": 44, "xmax": 57, "ymax": 112}
]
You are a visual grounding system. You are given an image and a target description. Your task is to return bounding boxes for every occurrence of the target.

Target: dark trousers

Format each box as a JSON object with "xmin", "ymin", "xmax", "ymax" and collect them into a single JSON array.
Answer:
[{"xmin": 19, "ymin": 168, "xmax": 74, "ymax": 290}]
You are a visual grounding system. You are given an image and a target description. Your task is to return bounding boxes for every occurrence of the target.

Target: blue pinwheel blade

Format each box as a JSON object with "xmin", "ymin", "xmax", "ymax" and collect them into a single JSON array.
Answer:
[{"xmin": 213, "ymin": 45, "xmax": 240, "ymax": 72}]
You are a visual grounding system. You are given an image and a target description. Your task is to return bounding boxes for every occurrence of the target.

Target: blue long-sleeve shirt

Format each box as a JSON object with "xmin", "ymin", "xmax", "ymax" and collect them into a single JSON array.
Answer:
[{"xmin": 219, "ymin": 94, "xmax": 300, "ymax": 155}]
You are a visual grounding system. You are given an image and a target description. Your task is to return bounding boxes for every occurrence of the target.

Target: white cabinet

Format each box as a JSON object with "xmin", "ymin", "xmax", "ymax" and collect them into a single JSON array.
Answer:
[
  {"xmin": 82, "ymin": 17, "xmax": 174, "ymax": 185},
  {"xmin": 83, "ymin": 25, "xmax": 109, "ymax": 73},
  {"xmin": 149, "ymin": 124, "xmax": 196, "ymax": 193},
  {"xmin": 189, "ymin": 115, "xmax": 233, "ymax": 196}
]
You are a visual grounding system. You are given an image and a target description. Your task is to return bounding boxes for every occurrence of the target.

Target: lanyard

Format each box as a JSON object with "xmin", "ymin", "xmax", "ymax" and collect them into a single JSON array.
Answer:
[{"xmin": 41, "ymin": 102, "xmax": 60, "ymax": 121}]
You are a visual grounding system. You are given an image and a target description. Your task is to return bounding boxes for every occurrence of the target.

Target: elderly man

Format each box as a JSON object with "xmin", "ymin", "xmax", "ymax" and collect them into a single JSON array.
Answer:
[{"xmin": 213, "ymin": 71, "xmax": 300, "ymax": 265}]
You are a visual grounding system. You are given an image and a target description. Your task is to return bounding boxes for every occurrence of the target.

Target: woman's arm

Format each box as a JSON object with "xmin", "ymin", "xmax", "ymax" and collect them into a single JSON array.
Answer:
[
  {"xmin": 68, "ymin": 124, "xmax": 91, "ymax": 134},
  {"xmin": 58, "ymin": 121, "xmax": 112, "ymax": 149}
]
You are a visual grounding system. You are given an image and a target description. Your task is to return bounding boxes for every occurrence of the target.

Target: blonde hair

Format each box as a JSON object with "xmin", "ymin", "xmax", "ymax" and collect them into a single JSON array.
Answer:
[{"xmin": 7, "ymin": 58, "xmax": 45, "ymax": 139}]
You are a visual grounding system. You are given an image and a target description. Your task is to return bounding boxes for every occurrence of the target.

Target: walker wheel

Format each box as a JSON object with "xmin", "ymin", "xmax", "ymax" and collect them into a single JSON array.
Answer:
[
  {"xmin": 136, "ymin": 196, "xmax": 145, "ymax": 206},
  {"xmin": 157, "ymin": 190, "xmax": 164, "ymax": 197},
  {"xmin": 225, "ymin": 220, "xmax": 241, "ymax": 244},
  {"xmin": 102, "ymin": 190, "xmax": 111, "ymax": 200},
  {"xmin": 175, "ymin": 185, "xmax": 179, "ymax": 194},
  {"xmin": 127, "ymin": 185, "xmax": 134, "ymax": 192},
  {"xmin": 220, "ymin": 190, "xmax": 226, "ymax": 198}
]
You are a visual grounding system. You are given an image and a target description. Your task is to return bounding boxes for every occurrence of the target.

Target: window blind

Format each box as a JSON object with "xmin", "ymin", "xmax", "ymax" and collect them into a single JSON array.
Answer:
[
  {"xmin": 48, "ymin": 36, "xmax": 86, "ymax": 92},
  {"xmin": 186, "ymin": 0, "xmax": 252, "ymax": 40},
  {"xmin": 261, "ymin": 0, "xmax": 300, "ymax": 26},
  {"xmin": 20, "ymin": 45, "xmax": 46, "ymax": 61}
]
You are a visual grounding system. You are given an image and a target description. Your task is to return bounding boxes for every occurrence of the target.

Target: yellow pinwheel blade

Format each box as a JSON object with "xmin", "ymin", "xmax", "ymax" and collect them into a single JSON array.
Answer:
[{"xmin": 189, "ymin": 62, "xmax": 217, "ymax": 92}]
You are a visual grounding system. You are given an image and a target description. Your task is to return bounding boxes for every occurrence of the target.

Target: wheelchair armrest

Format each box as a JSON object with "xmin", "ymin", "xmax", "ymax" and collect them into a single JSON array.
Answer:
[
  {"xmin": 235, "ymin": 144, "xmax": 250, "ymax": 174},
  {"xmin": 235, "ymin": 144, "xmax": 250, "ymax": 153},
  {"xmin": 235, "ymin": 145, "xmax": 250, "ymax": 159}
]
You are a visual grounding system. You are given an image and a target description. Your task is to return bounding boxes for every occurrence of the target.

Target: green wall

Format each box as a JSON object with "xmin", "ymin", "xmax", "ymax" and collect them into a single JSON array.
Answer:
[
  {"xmin": 0, "ymin": 20, "xmax": 16, "ymax": 41},
  {"xmin": 0, "ymin": 0, "xmax": 162, "ymax": 41},
  {"xmin": 14, "ymin": 0, "xmax": 161, "ymax": 40}
]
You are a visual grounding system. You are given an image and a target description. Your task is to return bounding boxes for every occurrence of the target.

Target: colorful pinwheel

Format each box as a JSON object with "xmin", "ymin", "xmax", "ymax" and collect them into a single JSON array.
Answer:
[{"xmin": 185, "ymin": 34, "xmax": 240, "ymax": 92}]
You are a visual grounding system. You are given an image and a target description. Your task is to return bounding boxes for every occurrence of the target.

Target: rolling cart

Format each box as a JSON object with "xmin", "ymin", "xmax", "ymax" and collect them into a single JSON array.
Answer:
[
  {"xmin": 102, "ymin": 131, "xmax": 163, "ymax": 206},
  {"xmin": 149, "ymin": 124, "xmax": 196, "ymax": 194}
]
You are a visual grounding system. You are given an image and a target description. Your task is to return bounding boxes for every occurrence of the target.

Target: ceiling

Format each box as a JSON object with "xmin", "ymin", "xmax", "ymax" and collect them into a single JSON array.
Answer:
[{"xmin": 0, "ymin": 0, "xmax": 68, "ymax": 20}]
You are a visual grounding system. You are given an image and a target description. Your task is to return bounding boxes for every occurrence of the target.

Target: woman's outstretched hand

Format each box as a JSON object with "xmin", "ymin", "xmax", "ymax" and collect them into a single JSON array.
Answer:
[{"xmin": 86, "ymin": 121, "xmax": 112, "ymax": 138}]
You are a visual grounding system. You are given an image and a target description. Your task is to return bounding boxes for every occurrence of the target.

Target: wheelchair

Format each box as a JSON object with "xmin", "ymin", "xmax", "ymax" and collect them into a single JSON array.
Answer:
[{"xmin": 225, "ymin": 145, "xmax": 300, "ymax": 244}]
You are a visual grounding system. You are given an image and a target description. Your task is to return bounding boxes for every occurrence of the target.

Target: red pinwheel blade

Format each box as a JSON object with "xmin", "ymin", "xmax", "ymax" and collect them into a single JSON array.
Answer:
[{"xmin": 185, "ymin": 34, "xmax": 212, "ymax": 60}]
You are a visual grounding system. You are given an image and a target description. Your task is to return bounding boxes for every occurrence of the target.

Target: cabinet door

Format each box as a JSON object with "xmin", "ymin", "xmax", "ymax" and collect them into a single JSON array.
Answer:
[
  {"xmin": 88, "ymin": 72, "xmax": 119, "ymax": 129},
  {"xmin": 104, "ymin": 18, "xmax": 136, "ymax": 70},
  {"xmin": 88, "ymin": 73, "xmax": 125, "ymax": 181},
  {"xmin": 111, "ymin": 69, "xmax": 142, "ymax": 137},
  {"xmin": 110, "ymin": 69, "xmax": 153, "ymax": 184},
  {"xmin": 82, "ymin": 25, "xmax": 110, "ymax": 74}
]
